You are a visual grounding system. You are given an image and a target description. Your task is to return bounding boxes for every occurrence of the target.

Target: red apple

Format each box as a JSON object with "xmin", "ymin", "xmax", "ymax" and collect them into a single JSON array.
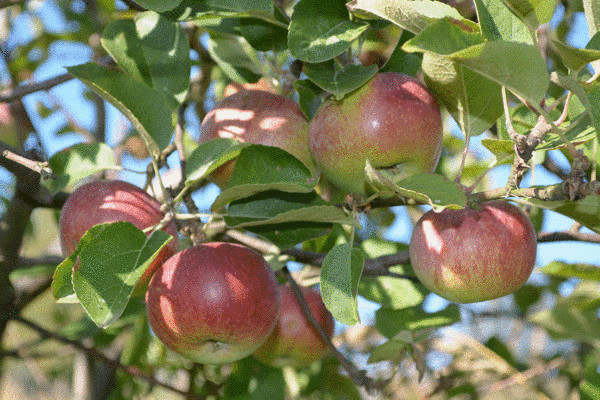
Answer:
[
  {"xmin": 409, "ymin": 200, "xmax": 537, "ymax": 303},
  {"xmin": 308, "ymin": 72, "xmax": 443, "ymax": 196},
  {"xmin": 199, "ymin": 89, "xmax": 315, "ymax": 188},
  {"xmin": 146, "ymin": 243, "xmax": 281, "ymax": 364},
  {"xmin": 253, "ymin": 285, "xmax": 335, "ymax": 368},
  {"xmin": 59, "ymin": 180, "xmax": 178, "ymax": 287}
]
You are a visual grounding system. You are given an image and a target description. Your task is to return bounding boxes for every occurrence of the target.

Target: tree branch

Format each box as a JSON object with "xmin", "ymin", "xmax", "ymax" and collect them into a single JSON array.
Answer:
[
  {"xmin": 537, "ymin": 230, "xmax": 600, "ymax": 244},
  {"xmin": 0, "ymin": 57, "xmax": 115, "ymax": 103}
]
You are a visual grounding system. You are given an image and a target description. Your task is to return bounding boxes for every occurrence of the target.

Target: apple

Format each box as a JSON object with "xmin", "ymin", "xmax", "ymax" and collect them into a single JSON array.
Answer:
[
  {"xmin": 124, "ymin": 134, "xmax": 150, "ymax": 159},
  {"xmin": 199, "ymin": 89, "xmax": 315, "ymax": 188},
  {"xmin": 308, "ymin": 72, "xmax": 443, "ymax": 196},
  {"xmin": 253, "ymin": 285, "xmax": 335, "ymax": 368},
  {"xmin": 409, "ymin": 200, "xmax": 537, "ymax": 303},
  {"xmin": 59, "ymin": 179, "xmax": 178, "ymax": 287},
  {"xmin": 0, "ymin": 102, "xmax": 19, "ymax": 148},
  {"xmin": 145, "ymin": 242, "xmax": 281, "ymax": 364},
  {"xmin": 222, "ymin": 78, "xmax": 276, "ymax": 98}
]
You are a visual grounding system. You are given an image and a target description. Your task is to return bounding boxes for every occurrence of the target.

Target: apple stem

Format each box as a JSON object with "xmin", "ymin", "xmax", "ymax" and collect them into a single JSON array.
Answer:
[{"xmin": 281, "ymin": 267, "xmax": 383, "ymax": 393}]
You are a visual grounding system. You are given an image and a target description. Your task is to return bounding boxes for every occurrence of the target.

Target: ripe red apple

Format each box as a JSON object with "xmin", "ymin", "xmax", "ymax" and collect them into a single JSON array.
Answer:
[
  {"xmin": 199, "ymin": 89, "xmax": 315, "ymax": 188},
  {"xmin": 253, "ymin": 285, "xmax": 335, "ymax": 368},
  {"xmin": 59, "ymin": 180, "xmax": 178, "ymax": 287},
  {"xmin": 145, "ymin": 242, "xmax": 281, "ymax": 364},
  {"xmin": 308, "ymin": 72, "xmax": 443, "ymax": 196},
  {"xmin": 409, "ymin": 200, "xmax": 537, "ymax": 303}
]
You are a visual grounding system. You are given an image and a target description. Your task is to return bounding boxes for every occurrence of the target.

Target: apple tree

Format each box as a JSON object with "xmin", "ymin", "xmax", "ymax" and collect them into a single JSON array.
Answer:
[{"xmin": 1, "ymin": 0, "xmax": 600, "ymax": 399}]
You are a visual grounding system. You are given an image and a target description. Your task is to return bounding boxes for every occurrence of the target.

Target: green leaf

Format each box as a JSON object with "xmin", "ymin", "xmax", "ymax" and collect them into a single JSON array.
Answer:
[
  {"xmin": 367, "ymin": 333, "xmax": 413, "ymax": 363},
  {"xmin": 456, "ymin": 40, "xmax": 548, "ymax": 104},
  {"xmin": 133, "ymin": 0, "xmax": 183, "ymax": 12},
  {"xmin": 375, "ymin": 305, "xmax": 461, "ymax": 338},
  {"xmin": 52, "ymin": 255, "xmax": 77, "ymax": 303},
  {"xmin": 365, "ymin": 165, "xmax": 467, "ymax": 210},
  {"xmin": 320, "ymin": 244, "xmax": 364, "ymax": 325},
  {"xmin": 538, "ymin": 113, "xmax": 596, "ymax": 150},
  {"xmin": 583, "ymin": 81, "xmax": 600, "ymax": 142},
  {"xmin": 45, "ymin": 142, "xmax": 116, "ymax": 193},
  {"xmin": 101, "ymin": 19, "xmax": 149, "ymax": 84},
  {"xmin": 206, "ymin": 32, "xmax": 267, "ymax": 83},
  {"xmin": 584, "ymin": 0, "xmax": 600, "ymax": 38},
  {"xmin": 551, "ymin": 73, "xmax": 599, "ymax": 135},
  {"xmin": 379, "ymin": 30, "xmax": 423, "ymax": 76},
  {"xmin": 135, "ymin": 12, "xmax": 190, "ymax": 105},
  {"xmin": 422, "ymin": 52, "xmax": 503, "ymax": 137},
  {"xmin": 301, "ymin": 358, "xmax": 362, "ymax": 400},
  {"xmin": 73, "ymin": 222, "xmax": 172, "ymax": 327},
  {"xmin": 346, "ymin": 0, "xmax": 462, "ymax": 34},
  {"xmin": 68, "ymin": 63, "xmax": 173, "ymax": 154},
  {"xmin": 475, "ymin": 0, "xmax": 533, "ymax": 43},
  {"xmin": 401, "ymin": 17, "xmax": 484, "ymax": 56},
  {"xmin": 540, "ymin": 261, "xmax": 600, "ymax": 281},
  {"xmin": 225, "ymin": 191, "xmax": 353, "ymax": 228},
  {"xmin": 185, "ymin": 138, "xmax": 249, "ymax": 184},
  {"xmin": 164, "ymin": 0, "xmax": 280, "ymax": 25},
  {"xmin": 211, "ymin": 145, "xmax": 316, "ymax": 210},
  {"xmin": 238, "ymin": 10, "xmax": 288, "ymax": 52},
  {"xmin": 288, "ymin": 0, "xmax": 369, "ymax": 63},
  {"xmin": 358, "ymin": 239, "xmax": 425, "ymax": 309},
  {"xmin": 480, "ymin": 138, "xmax": 515, "ymax": 165},
  {"xmin": 249, "ymin": 222, "xmax": 332, "ymax": 250},
  {"xmin": 513, "ymin": 284, "xmax": 543, "ymax": 314},
  {"xmin": 580, "ymin": 350, "xmax": 600, "ymax": 400},
  {"xmin": 224, "ymin": 357, "xmax": 285, "ymax": 400},
  {"xmin": 294, "ymin": 79, "xmax": 324, "ymax": 120},
  {"xmin": 196, "ymin": 0, "xmax": 273, "ymax": 14},
  {"xmin": 517, "ymin": 195, "xmax": 600, "ymax": 234},
  {"xmin": 502, "ymin": 0, "xmax": 557, "ymax": 30},
  {"xmin": 406, "ymin": 38, "xmax": 549, "ymax": 105},
  {"xmin": 529, "ymin": 305, "xmax": 600, "ymax": 346},
  {"xmin": 549, "ymin": 34, "xmax": 600, "ymax": 72},
  {"xmin": 304, "ymin": 61, "xmax": 378, "ymax": 100}
]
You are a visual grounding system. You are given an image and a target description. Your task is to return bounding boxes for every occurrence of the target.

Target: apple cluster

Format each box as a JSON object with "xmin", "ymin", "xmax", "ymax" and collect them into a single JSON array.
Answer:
[
  {"xmin": 59, "ymin": 180, "xmax": 334, "ymax": 365},
  {"xmin": 199, "ymin": 72, "xmax": 538, "ymax": 303},
  {"xmin": 59, "ymin": 71, "xmax": 539, "ymax": 369}
]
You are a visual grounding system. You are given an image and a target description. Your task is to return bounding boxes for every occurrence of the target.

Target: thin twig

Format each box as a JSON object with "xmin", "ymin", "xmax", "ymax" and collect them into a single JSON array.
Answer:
[
  {"xmin": 487, "ymin": 357, "xmax": 566, "ymax": 392},
  {"xmin": 0, "ymin": 56, "xmax": 115, "ymax": 103},
  {"xmin": 225, "ymin": 229, "xmax": 280, "ymax": 255},
  {"xmin": 542, "ymin": 154, "xmax": 569, "ymax": 180},
  {"xmin": 281, "ymin": 267, "xmax": 382, "ymax": 393},
  {"xmin": 537, "ymin": 230, "xmax": 600, "ymax": 244},
  {"xmin": 0, "ymin": 73, "xmax": 73, "ymax": 103}
]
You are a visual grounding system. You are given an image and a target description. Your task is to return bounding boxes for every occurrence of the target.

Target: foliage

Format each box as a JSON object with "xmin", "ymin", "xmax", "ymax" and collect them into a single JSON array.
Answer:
[{"xmin": 0, "ymin": 0, "xmax": 599, "ymax": 399}]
